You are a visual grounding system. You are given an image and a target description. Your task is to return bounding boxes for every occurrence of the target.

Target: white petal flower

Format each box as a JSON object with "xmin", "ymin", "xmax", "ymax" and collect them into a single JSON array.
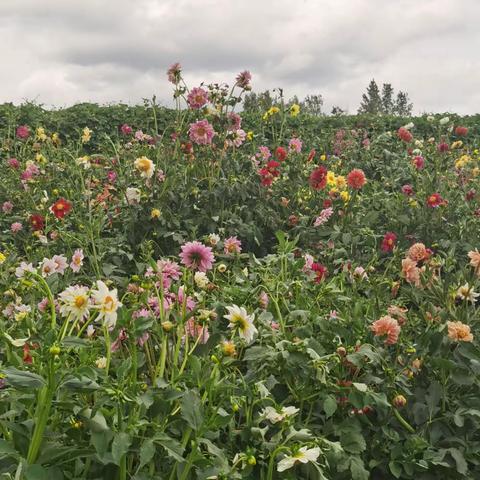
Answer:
[
  {"xmin": 91, "ymin": 280, "xmax": 122, "ymax": 329},
  {"xmin": 224, "ymin": 305, "xmax": 257, "ymax": 344},
  {"xmin": 277, "ymin": 446, "xmax": 320, "ymax": 472}
]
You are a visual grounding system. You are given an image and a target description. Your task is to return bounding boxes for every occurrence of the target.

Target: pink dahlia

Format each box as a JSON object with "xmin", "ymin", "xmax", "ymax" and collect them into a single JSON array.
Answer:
[
  {"xmin": 189, "ymin": 119, "xmax": 215, "ymax": 145},
  {"xmin": 187, "ymin": 87, "xmax": 209, "ymax": 109},
  {"xmin": 288, "ymin": 137, "xmax": 303, "ymax": 153},
  {"xmin": 179, "ymin": 241, "xmax": 214, "ymax": 272},
  {"xmin": 16, "ymin": 125, "xmax": 30, "ymax": 139}
]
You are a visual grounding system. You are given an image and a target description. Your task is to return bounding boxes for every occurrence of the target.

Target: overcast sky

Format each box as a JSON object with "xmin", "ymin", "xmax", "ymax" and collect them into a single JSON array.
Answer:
[{"xmin": 1, "ymin": 0, "xmax": 479, "ymax": 114}]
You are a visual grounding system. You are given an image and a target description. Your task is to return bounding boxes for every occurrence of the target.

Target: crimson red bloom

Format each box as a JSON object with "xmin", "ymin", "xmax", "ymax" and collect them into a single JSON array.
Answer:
[
  {"xmin": 50, "ymin": 198, "xmax": 72, "ymax": 219},
  {"xmin": 438, "ymin": 142, "xmax": 449, "ymax": 153},
  {"xmin": 347, "ymin": 169, "xmax": 366, "ymax": 190},
  {"xmin": 309, "ymin": 165, "xmax": 328, "ymax": 190},
  {"xmin": 381, "ymin": 232, "xmax": 397, "ymax": 252},
  {"xmin": 30, "ymin": 214, "xmax": 45, "ymax": 231},
  {"xmin": 258, "ymin": 160, "xmax": 280, "ymax": 187},
  {"xmin": 397, "ymin": 127, "xmax": 413, "ymax": 143},
  {"xmin": 426, "ymin": 193, "xmax": 446, "ymax": 208},
  {"xmin": 23, "ymin": 344, "xmax": 33, "ymax": 364},
  {"xmin": 455, "ymin": 126, "xmax": 468, "ymax": 136},
  {"xmin": 307, "ymin": 149, "xmax": 316, "ymax": 162},
  {"xmin": 323, "ymin": 199, "xmax": 333, "ymax": 208},
  {"xmin": 275, "ymin": 146, "xmax": 287, "ymax": 162},
  {"xmin": 311, "ymin": 262, "xmax": 328, "ymax": 283},
  {"xmin": 466, "ymin": 189, "xmax": 476, "ymax": 201}
]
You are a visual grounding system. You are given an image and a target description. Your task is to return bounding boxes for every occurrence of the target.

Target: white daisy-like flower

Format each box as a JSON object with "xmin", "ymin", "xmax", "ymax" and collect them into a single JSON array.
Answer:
[
  {"xmin": 456, "ymin": 283, "xmax": 480, "ymax": 303},
  {"xmin": 58, "ymin": 285, "xmax": 91, "ymax": 321},
  {"xmin": 40, "ymin": 258, "xmax": 57, "ymax": 277},
  {"xmin": 134, "ymin": 156, "xmax": 155, "ymax": 179},
  {"xmin": 91, "ymin": 280, "xmax": 122, "ymax": 329},
  {"xmin": 277, "ymin": 446, "xmax": 320, "ymax": 472},
  {"xmin": 15, "ymin": 262, "xmax": 35, "ymax": 278},
  {"xmin": 261, "ymin": 405, "xmax": 300, "ymax": 424},
  {"xmin": 224, "ymin": 305, "xmax": 257, "ymax": 344}
]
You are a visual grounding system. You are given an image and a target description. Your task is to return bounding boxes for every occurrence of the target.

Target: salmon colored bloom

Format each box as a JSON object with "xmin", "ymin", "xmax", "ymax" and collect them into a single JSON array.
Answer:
[
  {"xmin": 224, "ymin": 236, "xmax": 242, "ymax": 254},
  {"xmin": 347, "ymin": 169, "xmax": 366, "ymax": 189},
  {"xmin": 447, "ymin": 321, "xmax": 473, "ymax": 342},
  {"xmin": 397, "ymin": 127, "xmax": 413, "ymax": 142},
  {"xmin": 468, "ymin": 249, "xmax": 480, "ymax": 277},
  {"xmin": 371, "ymin": 315, "xmax": 401, "ymax": 345},
  {"xmin": 50, "ymin": 198, "xmax": 72, "ymax": 219},
  {"xmin": 407, "ymin": 243, "xmax": 429, "ymax": 262},
  {"xmin": 455, "ymin": 126, "xmax": 468, "ymax": 136},
  {"xmin": 401, "ymin": 258, "xmax": 421, "ymax": 287}
]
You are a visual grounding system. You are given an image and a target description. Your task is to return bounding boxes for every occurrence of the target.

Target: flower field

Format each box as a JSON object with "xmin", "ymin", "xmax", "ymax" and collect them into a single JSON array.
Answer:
[{"xmin": 1, "ymin": 66, "xmax": 480, "ymax": 479}]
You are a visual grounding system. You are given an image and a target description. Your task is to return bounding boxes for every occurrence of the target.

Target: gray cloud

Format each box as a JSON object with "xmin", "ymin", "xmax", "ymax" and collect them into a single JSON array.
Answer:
[{"xmin": 1, "ymin": 0, "xmax": 479, "ymax": 114}]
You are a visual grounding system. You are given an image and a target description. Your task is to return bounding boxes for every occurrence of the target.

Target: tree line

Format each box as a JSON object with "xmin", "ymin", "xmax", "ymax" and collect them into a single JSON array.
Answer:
[{"xmin": 242, "ymin": 79, "xmax": 413, "ymax": 116}]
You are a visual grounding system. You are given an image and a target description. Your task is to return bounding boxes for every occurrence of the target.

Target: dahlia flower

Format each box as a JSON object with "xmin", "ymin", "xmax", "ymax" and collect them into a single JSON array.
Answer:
[{"xmin": 179, "ymin": 241, "xmax": 214, "ymax": 272}]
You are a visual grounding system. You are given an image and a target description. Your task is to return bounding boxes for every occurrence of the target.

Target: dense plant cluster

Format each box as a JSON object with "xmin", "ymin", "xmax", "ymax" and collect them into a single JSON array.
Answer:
[{"xmin": 1, "ymin": 65, "xmax": 480, "ymax": 479}]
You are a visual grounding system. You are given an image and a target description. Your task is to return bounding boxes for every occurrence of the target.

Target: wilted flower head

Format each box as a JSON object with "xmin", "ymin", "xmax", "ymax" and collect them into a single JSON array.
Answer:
[
  {"xmin": 167, "ymin": 62, "xmax": 182, "ymax": 84},
  {"xmin": 235, "ymin": 70, "xmax": 252, "ymax": 89},
  {"xmin": 468, "ymin": 249, "xmax": 480, "ymax": 277}
]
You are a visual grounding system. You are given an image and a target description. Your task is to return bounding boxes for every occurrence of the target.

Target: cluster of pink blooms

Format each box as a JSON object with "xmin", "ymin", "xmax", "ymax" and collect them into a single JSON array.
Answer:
[{"xmin": 314, "ymin": 207, "xmax": 334, "ymax": 227}]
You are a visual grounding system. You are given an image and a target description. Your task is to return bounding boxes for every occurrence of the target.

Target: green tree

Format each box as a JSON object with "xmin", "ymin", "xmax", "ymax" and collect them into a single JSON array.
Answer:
[
  {"xmin": 394, "ymin": 91, "xmax": 413, "ymax": 116},
  {"xmin": 358, "ymin": 79, "xmax": 383, "ymax": 114}
]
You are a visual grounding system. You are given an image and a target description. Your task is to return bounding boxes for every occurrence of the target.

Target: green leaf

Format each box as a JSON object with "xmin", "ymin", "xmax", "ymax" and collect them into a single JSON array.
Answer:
[
  {"xmin": 350, "ymin": 457, "xmax": 369, "ymax": 480},
  {"xmin": 0, "ymin": 439, "xmax": 18, "ymax": 457},
  {"xmin": 324, "ymin": 396, "xmax": 337, "ymax": 419},
  {"xmin": 340, "ymin": 430, "xmax": 366, "ymax": 454},
  {"xmin": 24, "ymin": 465, "xmax": 48, "ymax": 480},
  {"xmin": 139, "ymin": 439, "xmax": 156, "ymax": 469},
  {"xmin": 389, "ymin": 461, "xmax": 403, "ymax": 478},
  {"xmin": 180, "ymin": 391, "xmax": 204, "ymax": 431},
  {"xmin": 61, "ymin": 375, "xmax": 100, "ymax": 391},
  {"xmin": 4, "ymin": 367, "xmax": 46, "ymax": 389},
  {"xmin": 154, "ymin": 434, "xmax": 185, "ymax": 462},
  {"xmin": 352, "ymin": 382, "xmax": 368, "ymax": 392},
  {"xmin": 111, "ymin": 432, "xmax": 131, "ymax": 466},
  {"xmin": 448, "ymin": 448, "xmax": 468, "ymax": 475}
]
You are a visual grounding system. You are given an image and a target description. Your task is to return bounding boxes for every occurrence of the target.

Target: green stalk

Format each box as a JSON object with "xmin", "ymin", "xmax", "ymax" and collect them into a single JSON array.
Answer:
[
  {"xmin": 104, "ymin": 325, "xmax": 112, "ymax": 376},
  {"xmin": 26, "ymin": 360, "xmax": 55, "ymax": 464},
  {"xmin": 393, "ymin": 408, "xmax": 415, "ymax": 433}
]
